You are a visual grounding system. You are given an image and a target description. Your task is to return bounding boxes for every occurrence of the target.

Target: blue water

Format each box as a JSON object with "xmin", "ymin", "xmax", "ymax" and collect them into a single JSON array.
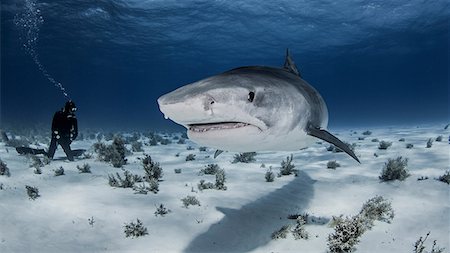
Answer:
[{"xmin": 1, "ymin": 0, "xmax": 448, "ymax": 131}]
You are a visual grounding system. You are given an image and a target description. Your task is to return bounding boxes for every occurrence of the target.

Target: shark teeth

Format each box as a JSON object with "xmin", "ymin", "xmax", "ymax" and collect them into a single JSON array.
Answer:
[{"xmin": 189, "ymin": 122, "xmax": 250, "ymax": 132}]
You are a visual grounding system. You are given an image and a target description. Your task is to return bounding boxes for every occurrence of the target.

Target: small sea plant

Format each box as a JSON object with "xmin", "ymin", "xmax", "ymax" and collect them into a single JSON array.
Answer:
[
  {"xmin": 199, "ymin": 164, "xmax": 220, "ymax": 175},
  {"xmin": 54, "ymin": 166, "xmax": 65, "ymax": 176},
  {"xmin": 124, "ymin": 219, "xmax": 148, "ymax": 238},
  {"xmin": 327, "ymin": 161, "xmax": 341, "ymax": 170},
  {"xmin": 133, "ymin": 180, "xmax": 159, "ymax": 194},
  {"xmin": 279, "ymin": 154, "xmax": 296, "ymax": 176},
  {"xmin": 406, "ymin": 143, "xmax": 414, "ymax": 149},
  {"xmin": 93, "ymin": 137, "xmax": 128, "ymax": 167},
  {"xmin": 436, "ymin": 170, "xmax": 450, "ymax": 185},
  {"xmin": 108, "ymin": 174, "xmax": 120, "ymax": 187},
  {"xmin": 181, "ymin": 195, "xmax": 201, "ymax": 208},
  {"xmin": 435, "ymin": 135, "xmax": 443, "ymax": 142},
  {"xmin": 271, "ymin": 225, "xmax": 291, "ymax": 240},
  {"xmin": 29, "ymin": 155, "xmax": 44, "ymax": 169},
  {"xmin": 232, "ymin": 152, "xmax": 257, "ymax": 163},
  {"xmin": 358, "ymin": 196, "xmax": 395, "ymax": 226},
  {"xmin": 265, "ymin": 168, "xmax": 275, "ymax": 182},
  {"xmin": 88, "ymin": 216, "xmax": 95, "ymax": 227},
  {"xmin": 379, "ymin": 156, "xmax": 409, "ymax": 181},
  {"xmin": 426, "ymin": 138, "xmax": 433, "ymax": 148},
  {"xmin": 413, "ymin": 232, "xmax": 444, "ymax": 253},
  {"xmin": 111, "ymin": 137, "xmax": 128, "ymax": 167},
  {"xmin": 362, "ymin": 130, "xmax": 372, "ymax": 136},
  {"xmin": 327, "ymin": 215, "xmax": 365, "ymax": 253},
  {"xmin": 160, "ymin": 138, "xmax": 171, "ymax": 145},
  {"xmin": 149, "ymin": 138, "xmax": 158, "ymax": 146},
  {"xmin": 291, "ymin": 216, "xmax": 309, "ymax": 240},
  {"xmin": 289, "ymin": 213, "xmax": 329, "ymax": 225},
  {"xmin": 142, "ymin": 155, "xmax": 163, "ymax": 181},
  {"xmin": 378, "ymin": 141, "xmax": 392, "ymax": 150},
  {"xmin": 197, "ymin": 180, "xmax": 215, "ymax": 191},
  {"xmin": 327, "ymin": 196, "xmax": 394, "ymax": 253},
  {"xmin": 215, "ymin": 169, "xmax": 227, "ymax": 190},
  {"xmin": 42, "ymin": 156, "xmax": 51, "ymax": 165},
  {"xmin": 154, "ymin": 204, "xmax": 171, "ymax": 217},
  {"xmin": 26, "ymin": 185, "xmax": 40, "ymax": 200},
  {"xmin": 108, "ymin": 170, "xmax": 138, "ymax": 188},
  {"xmin": 131, "ymin": 141, "xmax": 143, "ymax": 152},
  {"xmin": 77, "ymin": 163, "xmax": 91, "ymax": 173},
  {"xmin": 185, "ymin": 154, "xmax": 196, "ymax": 161},
  {"xmin": 129, "ymin": 133, "xmax": 141, "ymax": 143},
  {"xmin": 197, "ymin": 169, "xmax": 227, "ymax": 191},
  {"xmin": 0, "ymin": 159, "xmax": 10, "ymax": 177},
  {"xmin": 34, "ymin": 167, "xmax": 42, "ymax": 174},
  {"xmin": 105, "ymin": 132, "xmax": 114, "ymax": 141}
]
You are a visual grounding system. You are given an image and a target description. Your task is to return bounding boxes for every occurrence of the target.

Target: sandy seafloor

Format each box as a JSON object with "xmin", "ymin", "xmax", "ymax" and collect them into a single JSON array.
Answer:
[{"xmin": 0, "ymin": 124, "xmax": 448, "ymax": 253}]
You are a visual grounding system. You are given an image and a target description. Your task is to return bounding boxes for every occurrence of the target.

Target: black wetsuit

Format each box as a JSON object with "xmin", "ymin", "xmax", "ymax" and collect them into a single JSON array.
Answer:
[{"xmin": 47, "ymin": 110, "xmax": 78, "ymax": 161}]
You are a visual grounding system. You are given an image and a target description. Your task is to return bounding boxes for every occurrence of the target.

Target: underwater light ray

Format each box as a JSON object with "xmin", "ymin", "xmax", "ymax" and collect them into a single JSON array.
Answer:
[{"xmin": 14, "ymin": 0, "xmax": 71, "ymax": 100}]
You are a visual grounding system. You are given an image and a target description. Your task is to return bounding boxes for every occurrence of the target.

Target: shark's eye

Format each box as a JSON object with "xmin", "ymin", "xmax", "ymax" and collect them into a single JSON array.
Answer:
[{"xmin": 248, "ymin": 91, "xmax": 255, "ymax": 102}]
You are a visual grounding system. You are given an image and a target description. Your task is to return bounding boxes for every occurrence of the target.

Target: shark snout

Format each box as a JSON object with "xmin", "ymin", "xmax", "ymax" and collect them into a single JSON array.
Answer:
[{"xmin": 157, "ymin": 92, "xmax": 218, "ymax": 126}]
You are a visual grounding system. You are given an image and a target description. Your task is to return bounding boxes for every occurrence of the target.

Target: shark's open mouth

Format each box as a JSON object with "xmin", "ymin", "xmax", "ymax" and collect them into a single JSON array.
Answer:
[{"xmin": 188, "ymin": 122, "xmax": 254, "ymax": 132}]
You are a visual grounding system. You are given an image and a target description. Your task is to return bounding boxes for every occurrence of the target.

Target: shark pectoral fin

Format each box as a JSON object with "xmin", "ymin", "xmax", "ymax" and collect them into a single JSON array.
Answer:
[
  {"xmin": 283, "ymin": 48, "xmax": 301, "ymax": 77},
  {"xmin": 307, "ymin": 126, "xmax": 361, "ymax": 163},
  {"xmin": 214, "ymin": 149, "xmax": 224, "ymax": 158}
]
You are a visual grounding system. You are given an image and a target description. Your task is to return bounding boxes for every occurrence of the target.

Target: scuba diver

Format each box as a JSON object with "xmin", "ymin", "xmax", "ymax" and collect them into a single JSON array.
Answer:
[{"xmin": 47, "ymin": 100, "xmax": 78, "ymax": 161}]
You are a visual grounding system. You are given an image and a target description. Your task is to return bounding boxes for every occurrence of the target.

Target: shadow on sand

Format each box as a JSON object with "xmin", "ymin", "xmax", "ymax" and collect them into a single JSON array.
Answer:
[{"xmin": 184, "ymin": 171, "xmax": 315, "ymax": 253}]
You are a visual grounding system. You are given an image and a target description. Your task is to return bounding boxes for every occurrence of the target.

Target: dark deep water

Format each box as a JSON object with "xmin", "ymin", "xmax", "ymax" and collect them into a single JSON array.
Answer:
[{"xmin": 1, "ymin": 0, "xmax": 449, "ymax": 132}]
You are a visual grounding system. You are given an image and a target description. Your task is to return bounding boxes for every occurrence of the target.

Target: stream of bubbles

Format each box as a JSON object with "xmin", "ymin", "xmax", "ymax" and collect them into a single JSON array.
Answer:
[{"xmin": 14, "ymin": 0, "xmax": 70, "ymax": 99}]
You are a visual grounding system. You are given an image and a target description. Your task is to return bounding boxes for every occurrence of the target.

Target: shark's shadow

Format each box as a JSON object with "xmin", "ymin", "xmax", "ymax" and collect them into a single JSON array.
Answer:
[{"xmin": 184, "ymin": 171, "xmax": 315, "ymax": 253}]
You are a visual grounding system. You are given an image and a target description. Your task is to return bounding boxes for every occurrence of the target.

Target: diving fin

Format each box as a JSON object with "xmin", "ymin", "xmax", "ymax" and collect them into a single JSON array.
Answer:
[
  {"xmin": 16, "ymin": 147, "xmax": 47, "ymax": 156},
  {"xmin": 214, "ymin": 149, "xmax": 224, "ymax": 158},
  {"xmin": 307, "ymin": 125, "xmax": 360, "ymax": 163}
]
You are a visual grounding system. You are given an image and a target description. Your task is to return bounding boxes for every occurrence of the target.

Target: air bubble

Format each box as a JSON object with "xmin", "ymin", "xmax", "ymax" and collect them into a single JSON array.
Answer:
[{"xmin": 14, "ymin": 0, "xmax": 70, "ymax": 100}]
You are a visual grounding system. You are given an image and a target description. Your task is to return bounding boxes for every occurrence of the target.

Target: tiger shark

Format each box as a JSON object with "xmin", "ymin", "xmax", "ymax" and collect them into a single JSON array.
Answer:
[{"xmin": 157, "ymin": 50, "xmax": 360, "ymax": 163}]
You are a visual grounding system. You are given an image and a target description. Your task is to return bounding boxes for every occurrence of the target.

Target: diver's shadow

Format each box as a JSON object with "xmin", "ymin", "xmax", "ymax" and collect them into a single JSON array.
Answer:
[{"xmin": 184, "ymin": 171, "xmax": 315, "ymax": 253}]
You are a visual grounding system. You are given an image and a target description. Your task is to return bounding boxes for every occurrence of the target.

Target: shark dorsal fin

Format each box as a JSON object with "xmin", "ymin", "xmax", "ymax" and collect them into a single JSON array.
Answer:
[{"xmin": 284, "ymin": 49, "xmax": 301, "ymax": 77}]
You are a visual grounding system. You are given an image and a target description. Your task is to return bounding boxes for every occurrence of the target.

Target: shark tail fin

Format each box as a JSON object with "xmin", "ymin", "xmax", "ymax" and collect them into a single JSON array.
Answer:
[
  {"xmin": 284, "ymin": 48, "xmax": 301, "ymax": 77},
  {"xmin": 307, "ymin": 125, "xmax": 361, "ymax": 163}
]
